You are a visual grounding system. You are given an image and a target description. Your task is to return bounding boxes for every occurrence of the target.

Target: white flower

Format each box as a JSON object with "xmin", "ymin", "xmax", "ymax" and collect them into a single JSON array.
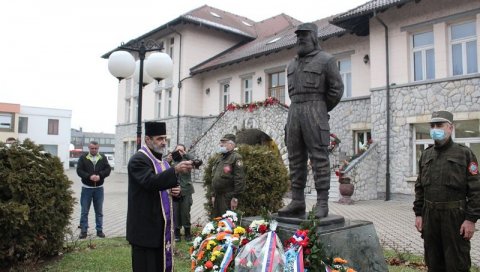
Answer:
[
  {"xmin": 249, "ymin": 219, "xmax": 266, "ymax": 229},
  {"xmin": 193, "ymin": 236, "xmax": 203, "ymax": 248},
  {"xmin": 202, "ymin": 222, "xmax": 215, "ymax": 235},
  {"xmin": 194, "ymin": 266, "xmax": 204, "ymax": 272},
  {"xmin": 222, "ymin": 210, "xmax": 238, "ymax": 222}
]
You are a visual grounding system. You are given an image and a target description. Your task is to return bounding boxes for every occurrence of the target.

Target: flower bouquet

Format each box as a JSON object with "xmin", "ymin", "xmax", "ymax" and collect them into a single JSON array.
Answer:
[{"xmin": 190, "ymin": 211, "xmax": 246, "ymax": 272}]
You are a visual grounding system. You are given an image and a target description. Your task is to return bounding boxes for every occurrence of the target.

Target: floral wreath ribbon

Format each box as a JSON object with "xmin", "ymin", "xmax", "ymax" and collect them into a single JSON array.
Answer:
[{"xmin": 140, "ymin": 146, "xmax": 174, "ymax": 271}]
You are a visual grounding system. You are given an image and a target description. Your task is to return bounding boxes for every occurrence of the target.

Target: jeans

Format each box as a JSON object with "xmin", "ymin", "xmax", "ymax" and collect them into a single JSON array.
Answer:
[{"xmin": 80, "ymin": 187, "xmax": 104, "ymax": 232}]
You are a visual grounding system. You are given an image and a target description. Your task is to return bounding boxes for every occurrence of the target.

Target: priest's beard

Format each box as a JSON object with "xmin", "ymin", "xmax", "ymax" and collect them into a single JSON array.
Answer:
[{"xmin": 153, "ymin": 145, "xmax": 167, "ymax": 155}]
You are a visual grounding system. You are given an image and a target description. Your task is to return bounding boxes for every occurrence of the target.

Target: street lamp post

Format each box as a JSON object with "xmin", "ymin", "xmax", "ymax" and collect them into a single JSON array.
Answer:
[{"xmin": 108, "ymin": 39, "xmax": 173, "ymax": 150}]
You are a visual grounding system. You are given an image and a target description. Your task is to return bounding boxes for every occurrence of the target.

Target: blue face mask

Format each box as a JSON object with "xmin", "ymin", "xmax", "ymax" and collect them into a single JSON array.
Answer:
[
  {"xmin": 217, "ymin": 146, "xmax": 228, "ymax": 154},
  {"xmin": 430, "ymin": 128, "xmax": 446, "ymax": 141}
]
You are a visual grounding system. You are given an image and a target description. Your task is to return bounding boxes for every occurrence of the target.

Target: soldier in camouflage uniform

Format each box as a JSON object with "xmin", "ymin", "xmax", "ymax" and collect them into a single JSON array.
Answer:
[
  {"xmin": 278, "ymin": 22, "xmax": 344, "ymax": 219},
  {"xmin": 211, "ymin": 134, "xmax": 245, "ymax": 217},
  {"xmin": 169, "ymin": 144, "xmax": 195, "ymax": 242},
  {"xmin": 414, "ymin": 110, "xmax": 480, "ymax": 272}
]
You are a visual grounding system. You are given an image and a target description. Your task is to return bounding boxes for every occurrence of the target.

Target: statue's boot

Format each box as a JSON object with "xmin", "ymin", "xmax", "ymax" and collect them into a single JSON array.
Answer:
[
  {"xmin": 315, "ymin": 190, "xmax": 329, "ymax": 218},
  {"xmin": 278, "ymin": 188, "xmax": 305, "ymax": 218}
]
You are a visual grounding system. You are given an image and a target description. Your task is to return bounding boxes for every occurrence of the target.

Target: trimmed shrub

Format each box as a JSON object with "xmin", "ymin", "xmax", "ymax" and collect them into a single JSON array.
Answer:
[
  {"xmin": 203, "ymin": 144, "xmax": 289, "ymax": 217},
  {"xmin": 0, "ymin": 139, "xmax": 74, "ymax": 267}
]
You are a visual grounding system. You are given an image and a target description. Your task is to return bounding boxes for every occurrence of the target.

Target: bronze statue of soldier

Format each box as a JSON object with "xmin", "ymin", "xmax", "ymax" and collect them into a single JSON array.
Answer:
[{"xmin": 278, "ymin": 22, "xmax": 344, "ymax": 219}]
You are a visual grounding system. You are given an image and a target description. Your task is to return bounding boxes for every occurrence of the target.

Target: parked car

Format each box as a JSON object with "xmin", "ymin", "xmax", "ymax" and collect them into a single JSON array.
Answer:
[
  {"xmin": 105, "ymin": 154, "xmax": 115, "ymax": 169},
  {"xmin": 69, "ymin": 157, "xmax": 79, "ymax": 168}
]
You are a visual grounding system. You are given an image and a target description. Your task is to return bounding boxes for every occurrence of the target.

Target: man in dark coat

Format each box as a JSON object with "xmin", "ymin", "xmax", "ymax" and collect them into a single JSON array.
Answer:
[
  {"xmin": 127, "ymin": 121, "xmax": 193, "ymax": 272},
  {"xmin": 211, "ymin": 134, "xmax": 245, "ymax": 217},
  {"xmin": 414, "ymin": 110, "xmax": 480, "ymax": 271},
  {"xmin": 278, "ymin": 22, "xmax": 344, "ymax": 219}
]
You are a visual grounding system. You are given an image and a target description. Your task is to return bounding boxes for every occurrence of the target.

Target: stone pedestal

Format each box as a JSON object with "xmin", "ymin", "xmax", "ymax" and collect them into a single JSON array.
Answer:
[{"xmin": 242, "ymin": 214, "xmax": 388, "ymax": 272}]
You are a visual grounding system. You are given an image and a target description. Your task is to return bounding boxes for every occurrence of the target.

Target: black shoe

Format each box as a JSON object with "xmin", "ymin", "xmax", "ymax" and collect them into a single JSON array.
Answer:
[
  {"xmin": 97, "ymin": 231, "xmax": 106, "ymax": 238},
  {"xmin": 79, "ymin": 232, "xmax": 87, "ymax": 239},
  {"xmin": 174, "ymin": 228, "xmax": 181, "ymax": 242},
  {"xmin": 184, "ymin": 227, "xmax": 192, "ymax": 242}
]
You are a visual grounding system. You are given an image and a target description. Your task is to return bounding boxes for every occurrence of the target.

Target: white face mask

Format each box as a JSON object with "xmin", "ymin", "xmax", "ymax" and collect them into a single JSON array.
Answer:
[{"xmin": 217, "ymin": 146, "xmax": 228, "ymax": 154}]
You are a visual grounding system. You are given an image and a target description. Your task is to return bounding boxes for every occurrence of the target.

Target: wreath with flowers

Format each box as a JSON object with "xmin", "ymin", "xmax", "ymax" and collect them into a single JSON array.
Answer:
[
  {"xmin": 284, "ymin": 211, "xmax": 357, "ymax": 272},
  {"xmin": 190, "ymin": 211, "xmax": 246, "ymax": 272}
]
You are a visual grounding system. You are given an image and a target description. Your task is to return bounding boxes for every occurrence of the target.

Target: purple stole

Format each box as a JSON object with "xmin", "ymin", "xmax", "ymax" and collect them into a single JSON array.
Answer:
[{"xmin": 139, "ymin": 146, "xmax": 174, "ymax": 271}]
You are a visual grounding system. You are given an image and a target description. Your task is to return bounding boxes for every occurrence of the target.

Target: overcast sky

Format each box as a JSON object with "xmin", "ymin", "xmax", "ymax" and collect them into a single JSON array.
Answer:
[{"xmin": 0, "ymin": 0, "xmax": 367, "ymax": 133}]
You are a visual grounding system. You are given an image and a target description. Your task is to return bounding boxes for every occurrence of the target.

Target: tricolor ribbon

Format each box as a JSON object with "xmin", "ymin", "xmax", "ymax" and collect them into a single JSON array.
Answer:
[
  {"xmin": 219, "ymin": 242, "xmax": 234, "ymax": 271},
  {"xmin": 219, "ymin": 217, "xmax": 235, "ymax": 232},
  {"xmin": 261, "ymin": 231, "xmax": 278, "ymax": 272},
  {"xmin": 295, "ymin": 246, "xmax": 304, "ymax": 272}
]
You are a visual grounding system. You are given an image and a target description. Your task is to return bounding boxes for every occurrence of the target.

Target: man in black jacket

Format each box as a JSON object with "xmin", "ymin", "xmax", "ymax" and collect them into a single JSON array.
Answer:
[
  {"xmin": 127, "ymin": 121, "xmax": 193, "ymax": 272},
  {"xmin": 76, "ymin": 140, "xmax": 111, "ymax": 239}
]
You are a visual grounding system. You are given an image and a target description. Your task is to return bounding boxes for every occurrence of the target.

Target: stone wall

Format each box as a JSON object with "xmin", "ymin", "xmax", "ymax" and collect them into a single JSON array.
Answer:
[
  {"xmin": 370, "ymin": 75, "xmax": 480, "ymax": 198},
  {"xmin": 189, "ymin": 104, "xmax": 289, "ymax": 182}
]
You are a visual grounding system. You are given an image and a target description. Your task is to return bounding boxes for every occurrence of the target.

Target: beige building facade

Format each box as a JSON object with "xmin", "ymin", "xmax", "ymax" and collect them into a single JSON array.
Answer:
[{"xmin": 106, "ymin": 0, "xmax": 480, "ymax": 200}]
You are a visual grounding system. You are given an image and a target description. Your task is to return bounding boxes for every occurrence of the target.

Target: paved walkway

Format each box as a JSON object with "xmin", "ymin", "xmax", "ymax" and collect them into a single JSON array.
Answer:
[{"xmin": 66, "ymin": 169, "xmax": 480, "ymax": 266}]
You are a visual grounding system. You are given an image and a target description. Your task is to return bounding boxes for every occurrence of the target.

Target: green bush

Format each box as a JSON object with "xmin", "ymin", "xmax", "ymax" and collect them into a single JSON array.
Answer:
[
  {"xmin": 203, "ymin": 144, "xmax": 289, "ymax": 217},
  {"xmin": 0, "ymin": 139, "xmax": 74, "ymax": 267}
]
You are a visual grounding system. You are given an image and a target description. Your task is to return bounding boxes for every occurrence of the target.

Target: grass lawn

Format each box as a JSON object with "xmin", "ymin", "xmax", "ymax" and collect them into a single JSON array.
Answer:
[{"xmin": 7, "ymin": 237, "xmax": 479, "ymax": 271}]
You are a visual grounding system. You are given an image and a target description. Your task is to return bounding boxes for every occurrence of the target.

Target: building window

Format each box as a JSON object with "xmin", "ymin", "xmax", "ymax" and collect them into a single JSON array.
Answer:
[
  {"xmin": 48, "ymin": 119, "xmax": 59, "ymax": 135},
  {"xmin": 18, "ymin": 117, "xmax": 28, "ymax": 133},
  {"xmin": 133, "ymin": 97, "xmax": 138, "ymax": 122},
  {"xmin": 169, "ymin": 37, "xmax": 174, "ymax": 61},
  {"xmin": 166, "ymin": 89, "xmax": 172, "ymax": 117},
  {"xmin": 242, "ymin": 78, "xmax": 252, "ymax": 104},
  {"xmin": 221, "ymin": 83, "xmax": 230, "ymax": 110},
  {"xmin": 451, "ymin": 21, "xmax": 477, "ymax": 76},
  {"xmin": 0, "ymin": 112, "xmax": 14, "ymax": 131},
  {"xmin": 125, "ymin": 99, "xmax": 131, "ymax": 123},
  {"xmin": 41, "ymin": 144, "xmax": 58, "ymax": 156},
  {"xmin": 338, "ymin": 58, "xmax": 352, "ymax": 97},
  {"xmin": 412, "ymin": 31, "xmax": 435, "ymax": 81},
  {"xmin": 412, "ymin": 120, "xmax": 480, "ymax": 174},
  {"xmin": 354, "ymin": 130, "xmax": 371, "ymax": 154},
  {"xmin": 268, "ymin": 71, "xmax": 285, "ymax": 103},
  {"xmin": 156, "ymin": 91, "xmax": 163, "ymax": 118}
]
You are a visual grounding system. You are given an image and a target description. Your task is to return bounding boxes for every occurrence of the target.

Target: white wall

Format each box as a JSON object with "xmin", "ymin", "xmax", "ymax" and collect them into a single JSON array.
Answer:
[
  {"xmin": 18, "ymin": 106, "xmax": 72, "ymax": 169},
  {"xmin": 369, "ymin": 0, "xmax": 480, "ymax": 88}
]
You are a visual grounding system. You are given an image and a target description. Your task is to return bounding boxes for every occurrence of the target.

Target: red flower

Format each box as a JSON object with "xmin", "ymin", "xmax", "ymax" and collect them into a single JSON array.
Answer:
[
  {"xmin": 299, "ymin": 237, "xmax": 309, "ymax": 247},
  {"xmin": 258, "ymin": 224, "xmax": 268, "ymax": 234},
  {"xmin": 241, "ymin": 238, "xmax": 249, "ymax": 245},
  {"xmin": 205, "ymin": 261, "xmax": 214, "ymax": 269},
  {"xmin": 304, "ymin": 248, "xmax": 312, "ymax": 255}
]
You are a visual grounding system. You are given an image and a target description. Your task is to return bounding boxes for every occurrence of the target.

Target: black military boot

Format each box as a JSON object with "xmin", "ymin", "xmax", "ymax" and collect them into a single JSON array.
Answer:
[
  {"xmin": 184, "ymin": 227, "xmax": 192, "ymax": 242},
  {"xmin": 175, "ymin": 228, "xmax": 181, "ymax": 242},
  {"xmin": 278, "ymin": 188, "xmax": 306, "ymax": 218},
  {"xmin": 315, "ymin": 190, "xmax": 329, "ymax": 218}
]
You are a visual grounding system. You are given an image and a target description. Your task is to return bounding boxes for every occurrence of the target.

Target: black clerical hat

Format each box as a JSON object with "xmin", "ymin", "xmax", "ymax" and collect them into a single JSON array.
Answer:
[{"xmin": 145, "ymin": 121, "xmax": 166, "ymax": 136}]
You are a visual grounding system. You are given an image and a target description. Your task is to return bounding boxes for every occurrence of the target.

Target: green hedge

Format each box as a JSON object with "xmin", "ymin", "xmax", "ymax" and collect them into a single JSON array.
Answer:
[
  {"xmin": 203, "ymin": 144, "xmax": 289, "ymax": 217},
  {"xmin": 0, "ymin": 139, "xmax": 74, "ymax": 267}
]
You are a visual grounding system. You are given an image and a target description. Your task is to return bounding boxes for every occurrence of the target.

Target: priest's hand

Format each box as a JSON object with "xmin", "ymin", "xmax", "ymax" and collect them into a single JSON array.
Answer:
[{"xmin": 174, "ymin": 161, "xmax": 193, "ymax": 174}]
